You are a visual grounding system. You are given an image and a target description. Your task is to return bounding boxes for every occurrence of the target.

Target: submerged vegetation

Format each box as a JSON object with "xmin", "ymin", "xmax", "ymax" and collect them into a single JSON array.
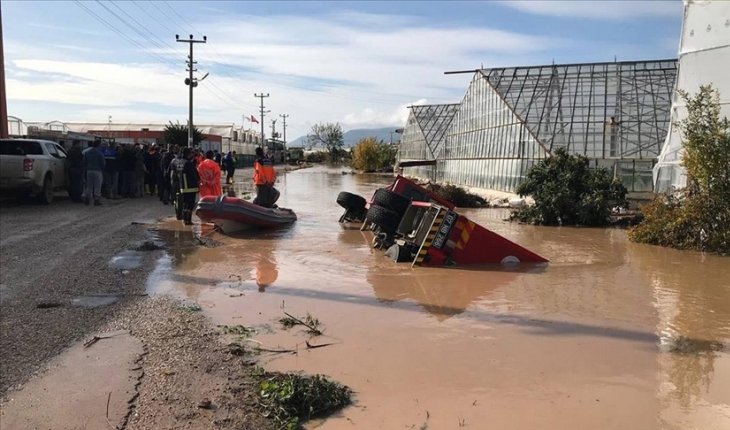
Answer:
[
  {"xmin": 628, "ymin": 86, "xmax": 730, "ymax": 255},
  {"xmin": 510, "ymin": 148, "xmax": 628, "ymax": 226},
  {"xmin": 423, "ymin": 182, "xmax": 487, "ymax": 208}
]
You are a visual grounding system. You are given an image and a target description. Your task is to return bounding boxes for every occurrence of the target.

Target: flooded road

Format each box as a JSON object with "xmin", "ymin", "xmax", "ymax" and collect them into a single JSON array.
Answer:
[{"xmin": 150, "ymin": 166, "xmax": 730, "ymax": 429}]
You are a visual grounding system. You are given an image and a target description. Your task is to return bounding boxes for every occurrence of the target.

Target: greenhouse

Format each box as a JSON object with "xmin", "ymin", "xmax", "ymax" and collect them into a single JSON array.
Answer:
[{"xmin": 398, "ymin": 58, "xmax": 678, "ymax": 193}]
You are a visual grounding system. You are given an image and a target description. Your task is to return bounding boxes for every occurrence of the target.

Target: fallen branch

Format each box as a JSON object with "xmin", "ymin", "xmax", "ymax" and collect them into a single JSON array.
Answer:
[
  {"xmin": 84, "ymin": 332, "xmax": 126, "ymax": 348},
  {"xmin": 256, "ymin": 347, "xmax": 297, "ymax": 355},
  {"xmin": 305, "ymin": 341, "xmax": 335, "ymax": 349},
  {"xmin": 283, "ymin": 311, "xmax": 322, "ymax": 335}
]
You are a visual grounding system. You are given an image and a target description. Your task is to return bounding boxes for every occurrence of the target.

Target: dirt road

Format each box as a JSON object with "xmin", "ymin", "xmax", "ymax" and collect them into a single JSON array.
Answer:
[{"xmin": 0, "ymin": 194, "xmax": 170, "ymax": 395}]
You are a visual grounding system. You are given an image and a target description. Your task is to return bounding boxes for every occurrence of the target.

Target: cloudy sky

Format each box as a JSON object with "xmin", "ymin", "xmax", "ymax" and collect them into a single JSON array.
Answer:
[{"xmin": 3, "ymin": 1, "xmax": 682, "ymax": 139}]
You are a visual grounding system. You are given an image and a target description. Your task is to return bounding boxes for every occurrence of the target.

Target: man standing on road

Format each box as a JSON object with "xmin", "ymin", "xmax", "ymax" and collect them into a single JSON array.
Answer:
[
  {"xmin": 66, "ymin": 140, "xmax": 84, "ymax": 203},
  {"xmin": 252, "ymin": 147, "xmax": 279, "ymax": 208},
  {"xmin": 101, "ymin": 143, "xmax": 120, "ymax": 200},
  {"xmin": 176, "ymin": 147, "xmax": 200, "ymax": 225},
  {"xmin": 224, "ymin": 151, "xmax": 237, "ymax": 184},
  {"xmin": 197, "ymin": 150, "xmax": 222, "ymax": 198},
  {"xmin": 82, "ymin": 139, "xmax": 106, "ymax": 206},
  {"xmin": 213, "ymin": 149, "xmax": 222, "ymax": 167}
]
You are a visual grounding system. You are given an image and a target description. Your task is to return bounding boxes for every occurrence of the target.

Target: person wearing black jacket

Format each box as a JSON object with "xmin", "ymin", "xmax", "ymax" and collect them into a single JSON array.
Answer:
[
  {"xmin": 176, "ymin": 147, "xmax": 200, "ymax": 225},
  {"xmin": 66, "ymin": 140, "xmax": 84, "ymax": 202}
]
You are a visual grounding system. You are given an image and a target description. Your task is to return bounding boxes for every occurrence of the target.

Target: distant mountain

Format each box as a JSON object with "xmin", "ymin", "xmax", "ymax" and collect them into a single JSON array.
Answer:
[{"xmin": 288, "ymin": 127, "xmax": 400, "ymax": 148}]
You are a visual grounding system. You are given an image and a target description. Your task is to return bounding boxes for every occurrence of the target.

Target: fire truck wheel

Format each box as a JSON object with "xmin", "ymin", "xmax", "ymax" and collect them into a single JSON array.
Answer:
[
  {"xmin": 336, "ymin": 191, "xmax": 367, "ymax": 211},
  {"xmin": 372, "ymin": 188, "xmax": 410, "ymax": 216},
  {"xmin": 366, "ymin": 205, "xmax": 401, "ymax": 233}
]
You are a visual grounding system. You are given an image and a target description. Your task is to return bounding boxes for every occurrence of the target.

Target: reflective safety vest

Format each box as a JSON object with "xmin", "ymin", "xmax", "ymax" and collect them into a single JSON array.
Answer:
[
  {"xmin": 253, "ymin": 156, "xmax": 276, "ymax": 185},
  {"xmin": 177, "ymin": 157, "xmax": 200, "ymax": 194}
]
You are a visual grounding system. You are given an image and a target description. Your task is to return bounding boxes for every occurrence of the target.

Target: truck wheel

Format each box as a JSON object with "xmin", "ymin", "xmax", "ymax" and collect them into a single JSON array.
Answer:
[
  {"xmin": 372, "ymin": 188, "xmax": 410, "ymax": 216},
  {"xmin": 366, "ymin": 205, "xmax": 401, "ymax": 233},
  {"xmin": 336, "ymin": 191, "xmax": 366, "ymax": 211},
  {"xmin": 37, "ymin": 175, "xmax": 54, "ymax": 205}
]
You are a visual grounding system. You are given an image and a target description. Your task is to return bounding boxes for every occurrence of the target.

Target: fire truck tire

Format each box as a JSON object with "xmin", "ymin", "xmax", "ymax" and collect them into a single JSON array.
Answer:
[
  {"xmin": 336, "ymin": 191, "xmax": 367, "ymax": 211},
  {"xmin": 372, "ymin": 188, "xmax": 410, "ymax": 216},
  {"xmin": 366, "ymin": 205, "xmax": 401, "ymax": 233}
]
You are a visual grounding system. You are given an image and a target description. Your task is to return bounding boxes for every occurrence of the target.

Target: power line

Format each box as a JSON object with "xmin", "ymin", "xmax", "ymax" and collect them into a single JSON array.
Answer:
[{"xmin": 73, "ymin": 0, "xmax": 251, "ymax": 114}]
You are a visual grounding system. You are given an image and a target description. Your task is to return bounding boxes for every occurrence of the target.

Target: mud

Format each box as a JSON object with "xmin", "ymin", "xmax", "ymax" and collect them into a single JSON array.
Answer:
[{"xmin": 149, "ymin": 166, "xmax": 730, "ymax": 430}]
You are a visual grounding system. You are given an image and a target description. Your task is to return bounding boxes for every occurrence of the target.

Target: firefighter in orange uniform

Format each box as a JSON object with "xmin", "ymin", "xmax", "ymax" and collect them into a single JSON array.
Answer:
[
  {"xmin": 197, "ymin": 150, "xmax": 222, "ymax": 198},
  {"xmin": 252, "ymin": 147, "xmax": 279, "ymax": 208}
]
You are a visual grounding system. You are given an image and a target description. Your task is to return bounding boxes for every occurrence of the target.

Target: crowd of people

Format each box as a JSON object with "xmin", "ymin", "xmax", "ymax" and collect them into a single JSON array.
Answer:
[{"xmin": 67, "ymin": 139, "xmax": 278, "ymax": 225}]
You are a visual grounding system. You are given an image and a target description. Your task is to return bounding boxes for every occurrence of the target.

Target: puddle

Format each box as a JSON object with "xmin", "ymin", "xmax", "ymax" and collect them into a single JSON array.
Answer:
[
  {"xmin": 108, "ymin": 251, "xmax": 143, "ymax": 270},
  {"xmin": 70, "ymin": 295, "xmax": 120, "ymax": 308},
  {"xmin": 147, "ymin": 165, "xmax": 730, "ymax": 430}
]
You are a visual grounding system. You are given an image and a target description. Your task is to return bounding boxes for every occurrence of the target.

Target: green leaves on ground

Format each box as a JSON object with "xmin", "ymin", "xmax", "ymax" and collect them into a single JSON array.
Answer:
[{"xmin": 256, "ymin": 370, "xmax": 352, "ymax": 430}]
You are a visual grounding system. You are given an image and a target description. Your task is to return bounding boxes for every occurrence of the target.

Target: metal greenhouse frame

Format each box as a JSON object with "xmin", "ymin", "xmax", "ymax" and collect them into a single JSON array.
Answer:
[{"xmin": 399, "ymin": 58, "xmax": 678, "ymax": 193}]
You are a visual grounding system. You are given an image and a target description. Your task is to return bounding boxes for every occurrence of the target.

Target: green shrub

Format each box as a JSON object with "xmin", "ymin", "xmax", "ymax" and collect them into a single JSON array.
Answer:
[
  {"xmin": 628, "ymin": 86, "xmax": 730, "ymax": 255},
  {"xmin": 352, "ymin": 137, "xmax": 398, "ymax": 172},
  {"xmin": 510, "ymin": 148, "xmax": 628, "ymax": 226},
  {"xmin": 303, "ymin": 152, "xmax": 327, "ymax": 163}
]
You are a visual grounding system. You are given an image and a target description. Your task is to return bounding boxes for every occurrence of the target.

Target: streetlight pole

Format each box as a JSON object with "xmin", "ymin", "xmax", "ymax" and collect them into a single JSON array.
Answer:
[
  {"xmin": 0, "ymin": 5, "xmax": 8, "ymax": 139},
  {"xmin": 176, "ymin": 34, "xmax": 206, "ymax": 147}
]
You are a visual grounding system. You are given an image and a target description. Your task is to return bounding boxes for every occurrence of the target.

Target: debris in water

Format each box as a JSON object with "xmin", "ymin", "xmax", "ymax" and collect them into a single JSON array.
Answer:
[
  {"xmin": 279, "ymin": 311, "xmax": 323, "ymax": 336},
  {"xmin": 177, "ymin": 304, "xmax": 202, "ymax": 312},
  {"xmin": 254, "ymin": 368, "xmax": 352, "ymax": 429},
  {"xmin": 218, "ymin": 325, "xmax": 257, "ymax": 337},
  {"xmin": 668, "ymin": 336, "xmax": 725, "ymax": 354}
]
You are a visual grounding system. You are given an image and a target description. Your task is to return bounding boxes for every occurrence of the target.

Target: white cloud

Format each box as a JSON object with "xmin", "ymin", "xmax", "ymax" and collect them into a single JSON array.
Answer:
[
  {"xmin": 3, "ymin": 7, "xmax": 625, "ymax": 138},
  {"xmin": 500, "ymin": 0, "xmax": 682, "ymax": 20}
]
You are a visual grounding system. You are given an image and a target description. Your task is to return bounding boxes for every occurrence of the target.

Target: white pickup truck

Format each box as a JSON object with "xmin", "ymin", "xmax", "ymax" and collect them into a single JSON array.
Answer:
[{"xmin": 0, "ymin": 139, "xmax": 69, "ymax": 204}]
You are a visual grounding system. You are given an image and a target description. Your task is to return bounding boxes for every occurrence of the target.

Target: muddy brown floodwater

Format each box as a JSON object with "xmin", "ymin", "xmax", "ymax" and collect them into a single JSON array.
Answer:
[{"xmin": 149, "ymin": 165, "xmax": 730, "ymax": 430}]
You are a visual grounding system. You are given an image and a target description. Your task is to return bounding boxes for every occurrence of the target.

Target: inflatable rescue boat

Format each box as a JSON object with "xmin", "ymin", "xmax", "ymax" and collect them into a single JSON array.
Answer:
[{"xmin": 196, "ymin": 195, "xmax": 296, "ymax": 233}]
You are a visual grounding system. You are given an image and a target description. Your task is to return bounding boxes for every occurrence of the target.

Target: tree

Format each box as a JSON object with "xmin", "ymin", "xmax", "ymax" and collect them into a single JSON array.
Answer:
[
  {"xmin": 307, "ymin": 123, "xmax": 344, "ymax": 161},
  {"xmin": 163, "ymin": 121, "xmax": 203, "ymax": 147},
  {"xmin": 628, "ymin": 86, "xmax": 730, "ymax": 255},
  {"xmin": 510, "ymin": 148, "xmax": 628, "ymax": 226},
  {"xmin": 352, "ymin": 137, "xmax": 381, "ymax": 172}
]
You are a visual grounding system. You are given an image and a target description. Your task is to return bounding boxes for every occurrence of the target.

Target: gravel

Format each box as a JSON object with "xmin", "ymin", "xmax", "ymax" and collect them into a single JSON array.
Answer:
[
  {"xmin": 0, "ymin": 196, "xmax": 170, "ymax": 396},
  {"xmin": 105, "ymin": 296, "xmax": 274, "ymax": 430}
]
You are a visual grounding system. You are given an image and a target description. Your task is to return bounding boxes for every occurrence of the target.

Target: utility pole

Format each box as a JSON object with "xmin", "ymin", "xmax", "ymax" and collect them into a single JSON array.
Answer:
[
  {"xmin": 176, "ymin": 34, "xmax": 207, "ymax": 147},
  {"xmin": 279, "ymin": 114, "xmax": 289, "ymax": 143},
  {"xmin": 254, "ymin": 93, "xmax": 269, "ymax": 148},
  {"xmin": 271, "ymin": 118, "xmax": 277, "ymax": 142},
  {"xmin": 0, "ymin": 4, "xmax": 8, "ymax": 139}
]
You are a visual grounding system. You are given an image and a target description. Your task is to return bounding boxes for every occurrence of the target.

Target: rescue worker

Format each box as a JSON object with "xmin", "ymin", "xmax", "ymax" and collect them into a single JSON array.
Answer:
[
  {"xmin": 82, "ymin": 139, "xmax": 106, "ymax": 206},
  {"xmin": 143, "ymin": 144, "xmax": 159, "ymax": 196},
  {"xmin": 252, "ymin": 147, "xmax": 279, "ymax": 208},
  {"xmin": 213, "ymin": 149, "xmax": 222, "ymax": 167},
  {"xmin": 176, "ymin": 147, "xmax": 200, "ymax": 225},
  {"xmin": 197, "ymin": 150, "xmax": 222, "ymax": 198},
  {"xmin": 66, "ymin": 140, "xmax": 84, "ymax": 203}
]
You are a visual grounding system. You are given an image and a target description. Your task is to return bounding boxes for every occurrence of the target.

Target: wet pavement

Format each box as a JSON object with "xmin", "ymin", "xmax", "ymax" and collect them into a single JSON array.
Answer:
[{"xmin": 150, "ymin": 166, "xmax": 730, "ymax": 430}]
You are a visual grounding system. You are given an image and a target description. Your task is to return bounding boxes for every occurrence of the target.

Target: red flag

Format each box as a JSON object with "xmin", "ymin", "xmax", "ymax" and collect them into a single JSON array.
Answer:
[{"xmin": 250, "ymin": 115, "xmax": 259, "ymax": 124}]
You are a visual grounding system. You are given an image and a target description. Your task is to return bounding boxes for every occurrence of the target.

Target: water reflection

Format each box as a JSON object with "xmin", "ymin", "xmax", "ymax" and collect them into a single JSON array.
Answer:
[{"xmin": 630, "ymin": 243, "xmax": 730, "ymax": 427}]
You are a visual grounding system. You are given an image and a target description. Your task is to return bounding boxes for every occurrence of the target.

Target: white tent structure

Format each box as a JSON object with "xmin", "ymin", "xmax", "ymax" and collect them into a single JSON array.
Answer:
[{"xmin": 653, "ymin": 0, "xmax": 730, "ymax": 192}]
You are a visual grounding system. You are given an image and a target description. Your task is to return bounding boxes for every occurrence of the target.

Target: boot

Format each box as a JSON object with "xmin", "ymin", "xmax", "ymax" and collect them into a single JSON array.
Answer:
[
  {"xmin": 183, "ymin": 210, "xmax": 193, "ymax": 225},
  {"xmin": 94, "ymin": 199, "xmax": 102, "ymax": 206}
]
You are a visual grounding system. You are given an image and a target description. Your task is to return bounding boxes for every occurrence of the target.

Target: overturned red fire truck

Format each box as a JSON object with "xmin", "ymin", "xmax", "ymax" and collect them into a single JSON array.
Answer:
[{"xmin": 336, "ymin": 176, "xmax": 548, "ymax": 268}]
